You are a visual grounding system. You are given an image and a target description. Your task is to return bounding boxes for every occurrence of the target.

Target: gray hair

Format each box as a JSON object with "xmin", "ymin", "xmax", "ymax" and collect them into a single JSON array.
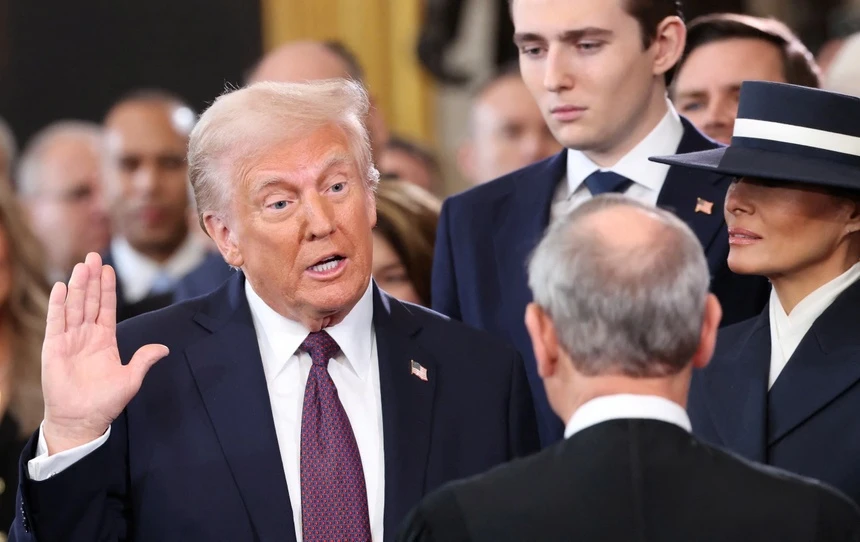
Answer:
[
  {"xmin": 188, "ymin": 79, "xmax": 379, "ymax": 228},
  {"xmin": 16, "ymin": 121, "xmax": 103, "ymax": 197},
  {"xmin": 527, "ymin": 195, "xmax": 711, "ymax": 377}
]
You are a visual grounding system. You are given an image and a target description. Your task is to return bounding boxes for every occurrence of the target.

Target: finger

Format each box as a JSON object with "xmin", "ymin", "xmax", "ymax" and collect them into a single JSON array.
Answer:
[
  {"xmin": 65, "ymin": 262, "xmax": 89, "ymax": 328},
  {"xmin": 97, "ymin": 264, "xmax": 118, "ymax": 331},
  {"xmin": 126, "ymin": 344, "xmax": 169, "ymax": 388},
  {"xmin": 45, "ymin": 282, "xmax": 68, "ymax": 339},
  {"xmin": 83, "ymin": 253, "xmax": 102, "ymax": 323}
]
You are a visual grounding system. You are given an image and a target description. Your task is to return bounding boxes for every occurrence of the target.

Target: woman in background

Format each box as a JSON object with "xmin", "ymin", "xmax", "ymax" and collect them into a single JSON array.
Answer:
[
  {"xmin": 0, "ymin": 176, "xmax": 51, "ymax": 538},
  {"xmin": 373, "ymin": 180, "xmax": 441, "ymax": 306},
  {"xmin": 653, "ymin": 81, "xmax": 860, "ymax": 504}
]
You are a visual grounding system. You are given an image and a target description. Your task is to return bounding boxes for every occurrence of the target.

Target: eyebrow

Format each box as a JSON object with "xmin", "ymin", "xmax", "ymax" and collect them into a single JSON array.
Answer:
[
  {"xmin": 513, "ymin": 27, "xmax": 613, "ymax": 45},
  {"xmin": 675, "ymin": 84, "xmax": 743, "ymax": 101},
  {"xmin": 251, "ymin": 152, "xmax": 352, "ymax": 194}
]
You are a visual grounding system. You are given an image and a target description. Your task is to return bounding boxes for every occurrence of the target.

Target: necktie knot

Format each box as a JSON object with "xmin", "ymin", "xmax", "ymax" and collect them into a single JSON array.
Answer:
[
  {"xmin": 584, "ymin": 170, "xmax": 633, "ymax": 196},
  {"xmin": 301, "ymin": 331, "xmax": 340, "ymax": 367}
]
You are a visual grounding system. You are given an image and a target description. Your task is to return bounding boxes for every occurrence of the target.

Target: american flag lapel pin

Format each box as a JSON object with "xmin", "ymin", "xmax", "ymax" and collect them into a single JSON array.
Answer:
[
  {"xmin": 695, "ymin": 197, "xmax": 714, "ymax": 215},
  {"xmin": 410, "ymin": 360, "xmax": 428, "ymax": 382}
]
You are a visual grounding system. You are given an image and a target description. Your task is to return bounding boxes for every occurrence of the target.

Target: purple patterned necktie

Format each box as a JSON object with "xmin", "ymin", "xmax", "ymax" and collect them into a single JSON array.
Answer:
[{"xmin": 299, "ymin": 330, "xmax": 372, "ymax": 542}]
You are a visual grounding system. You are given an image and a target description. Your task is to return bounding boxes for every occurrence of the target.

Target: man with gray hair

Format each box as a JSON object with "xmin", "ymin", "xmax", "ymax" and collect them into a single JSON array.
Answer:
[
  {"xmin": 397, "ymin": 195, "xmax": 860, "ymax": 541},
  {"xmin": 9, "ymin": 79, "xmax": 538, "ymax": 542},
  {"xmin": 16, "ymin": 121, "xmax": 111, "ymax": 282}
]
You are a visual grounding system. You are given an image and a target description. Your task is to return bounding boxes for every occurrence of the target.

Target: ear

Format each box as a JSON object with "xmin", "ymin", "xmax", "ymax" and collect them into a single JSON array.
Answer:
[
  {"xmin": 366, "ymin": 184, "xmax": 378, "ymax": 229},
  {"xmin": 843, "ymin": 198, "xmax": 860, "ymax": 236},
  {"xmin": 651, "ymin": 16, "xmax": 686, "ymax": 79},
  {"xmin": 204, "ymin": 212, "xmax": 244, "ymax": 268},
  {"xmin": 456, "ymin": 141, "xmax": 477, "ymax": 184},
  {"xmin": 525, "ymin": 303, "xmax": 561, "ymax": 379},
  {"xmin": 691, "ymin": 294, "xmax": 721, "ymax": 370}
]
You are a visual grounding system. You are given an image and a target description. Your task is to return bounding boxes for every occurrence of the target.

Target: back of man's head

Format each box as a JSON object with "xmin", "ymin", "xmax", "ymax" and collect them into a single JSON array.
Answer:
[{"xmin": 527, "ymin": 196, "xmax": 719, "ymax": 394}]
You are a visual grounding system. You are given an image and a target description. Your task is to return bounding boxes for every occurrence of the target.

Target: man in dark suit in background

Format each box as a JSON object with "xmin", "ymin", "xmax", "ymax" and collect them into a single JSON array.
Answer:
[
  {"xmin": 432, "ymin": 0, "xmax": 770, "ymax": 447},
  {"xmin": 400, "ymin": 195, "xmax": 860, "ymax": 542},
  {"xmin": 10, "ymin": 80, "xmax": 539, "ymax": 541},
  {"xmin": 100, "ymin": 90, "xmax": 208, "ymax": 321}
]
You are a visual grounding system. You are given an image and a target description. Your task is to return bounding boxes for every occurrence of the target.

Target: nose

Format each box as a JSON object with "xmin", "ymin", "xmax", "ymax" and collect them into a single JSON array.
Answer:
[
  {"xmin": 703, "ymin": 95, "xmax": 737, "ymax": 142},
  {"xmin": 725, "ymin": 179, "xmax": 755, "ymax": 218},
  {"xmin": 132, "ymin": 165, "xmax": 159, "ymax": 194},
  {"xmin": 543, "ymin": 45, "xmax": 573, "ymax": 93},
  {"xmin": 302, "ymin": 192, "xmax": 337, "ymax": 240}
]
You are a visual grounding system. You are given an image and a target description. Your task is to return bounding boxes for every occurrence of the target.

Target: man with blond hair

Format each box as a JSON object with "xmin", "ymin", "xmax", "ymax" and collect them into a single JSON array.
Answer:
[{"xmin": 10, "ymin": 80, "xmax": 538, "ymax": 542}]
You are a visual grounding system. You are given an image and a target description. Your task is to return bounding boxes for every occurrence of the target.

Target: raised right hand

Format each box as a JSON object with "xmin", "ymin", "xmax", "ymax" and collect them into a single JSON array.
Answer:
[{"xmin": 41, "ymin": 252, "xmax": 169, "ymax": 455}]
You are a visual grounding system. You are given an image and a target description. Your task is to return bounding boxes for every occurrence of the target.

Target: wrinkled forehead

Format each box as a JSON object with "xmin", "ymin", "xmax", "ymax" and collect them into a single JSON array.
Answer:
[{"xmin": 237, "ymin": 124, "xmax": 362, "ymax": 191}]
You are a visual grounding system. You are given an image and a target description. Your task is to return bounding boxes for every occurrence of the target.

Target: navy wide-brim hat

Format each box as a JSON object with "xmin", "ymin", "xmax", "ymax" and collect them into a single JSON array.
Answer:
[{"xmin": 650, "ymin": 81, "xmax": 860, "ymax": 193}]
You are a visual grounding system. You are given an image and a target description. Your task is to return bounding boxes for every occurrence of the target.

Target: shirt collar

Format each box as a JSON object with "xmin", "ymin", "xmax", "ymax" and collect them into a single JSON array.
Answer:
[
  {"xmin": 245, "ymin": 278, "xmax": 375, "ymax": 381},
  {"xmin": 565, "ymin": 101, "xmax": 684, "ymax": 197},
  {"xmin": 772, "ymin": 261, "xmax": 860, "ymax": 336},
  {"xmin": 111, "ymin": 235, "xmax": 207, "ymax": 303},
  {"xmin": 564, "ymin": 393, "xmax": 691, "ymax": 439}
]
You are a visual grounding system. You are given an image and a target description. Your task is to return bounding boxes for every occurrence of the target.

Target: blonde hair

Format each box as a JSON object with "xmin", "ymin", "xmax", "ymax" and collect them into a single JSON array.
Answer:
[
  {"xmin": 188, "ymin": 79, "xmax": 379, "ymax": 229},
  {"xmin": 0, "ymin": 176, "xmax": 50, "ymax": 435}
]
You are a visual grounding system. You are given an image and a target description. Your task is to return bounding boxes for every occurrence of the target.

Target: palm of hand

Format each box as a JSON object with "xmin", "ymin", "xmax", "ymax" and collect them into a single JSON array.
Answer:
[{"xmin": 41, "ymin": 253, "xmax": 168, "ymax": 451}]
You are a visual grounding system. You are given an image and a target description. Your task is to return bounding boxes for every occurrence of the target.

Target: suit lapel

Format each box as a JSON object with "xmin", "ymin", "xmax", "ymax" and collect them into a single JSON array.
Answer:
[
  {"xmin": 767, "ymin": 280, "xmax": 860, "ymax": 446},
  {"xmin": 657, "ymin": 119, "xmax": 731, "ymax": 254},
  {"xmin": 373, "ymin": 287, "xmax": 437, "ymax": 537},
  {"xmin": 184, "ymin": 274, "xmax": 296, "ymax": 542},
  {"xmin": 702, "ymin": 311, "xmax": 770, "ymax": 462},
  {"xmin": 493, "ymin": 152, "xmax": 567, "ymax": 330}
]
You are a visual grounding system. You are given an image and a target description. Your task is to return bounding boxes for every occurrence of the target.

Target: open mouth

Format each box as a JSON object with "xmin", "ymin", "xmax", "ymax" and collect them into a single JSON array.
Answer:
[{"xmin": 308, "ymin": 255, "xmax": 345, "ymax": 273}]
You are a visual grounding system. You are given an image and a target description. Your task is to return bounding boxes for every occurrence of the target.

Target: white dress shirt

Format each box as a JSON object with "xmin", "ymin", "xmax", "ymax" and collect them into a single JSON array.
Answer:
[
  {"xmin": 552, "ymin": 101, "xmax": 685, "ymax": 221},
  {"xmin": 28, "ymin": 280, "xmax": 386, "ymax": 541},
  {"xmin": 111, "ymin": 235, "xmax": 207, "ymax": 303},
  {"xmin": 564, "ymin": 394, "xmax": 692, "ymax": 439},
  {"xmin": 768, "ymin": 262, "xmax": 860, "ymax": 389},
  {"xmin": 246, "ymin": 279, "xmax": 385, "ymax": 541}
]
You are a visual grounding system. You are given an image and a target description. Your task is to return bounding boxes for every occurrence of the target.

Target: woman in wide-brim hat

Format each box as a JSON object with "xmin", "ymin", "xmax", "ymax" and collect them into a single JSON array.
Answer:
[{"xmin": 650, "ymin": 80, "xmax": 860, "ymax": 504}]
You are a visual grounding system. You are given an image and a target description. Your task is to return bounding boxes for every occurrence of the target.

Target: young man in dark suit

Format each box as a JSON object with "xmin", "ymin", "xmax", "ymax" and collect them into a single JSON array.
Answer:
[
  {"xmin": 432, "ymin": 0, "xmax": 770, "ymax": 447},
  {"xmin": 400, "ymin": 196, "xmax": 860, "ymax": 542},
  {"xmin": 11, "ymin": 80, "xmax": 539, "ymax": 542}
]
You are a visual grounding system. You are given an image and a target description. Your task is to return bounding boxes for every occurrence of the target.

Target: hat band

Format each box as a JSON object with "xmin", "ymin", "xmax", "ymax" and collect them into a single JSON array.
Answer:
[{"xmin": 733, "ymin": 118, "xmax": 860, "ymax": 157}]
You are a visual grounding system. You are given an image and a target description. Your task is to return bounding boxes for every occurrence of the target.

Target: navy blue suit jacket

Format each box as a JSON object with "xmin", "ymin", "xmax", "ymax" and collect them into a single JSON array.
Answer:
[
  {"xmin": 688, "ymin": 279, "xmax": 860, "ymax": 505},
  {"xmin": 431, "ymin": 119, "xmax": 770, "ymax": 446},
  {"xmin": 101, "ymin": 250, "xmax": 173, "ymax": 322},
  {"xmin": 11, "ymin": 275, "xmax": 539, "ymax": 541},
  {"xmin": 173, "ymin": 251, "xmax": 236, "ymax": 301}
]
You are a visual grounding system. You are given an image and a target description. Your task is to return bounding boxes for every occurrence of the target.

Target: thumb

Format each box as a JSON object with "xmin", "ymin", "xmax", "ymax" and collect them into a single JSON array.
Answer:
[{"xmin": 127, "ymin": 344, "xmax": 169, "ymax": 385}]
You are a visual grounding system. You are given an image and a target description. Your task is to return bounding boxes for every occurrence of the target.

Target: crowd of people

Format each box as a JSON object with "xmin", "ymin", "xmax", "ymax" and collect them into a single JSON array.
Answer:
[{"xmin": 0, "ymin": 0, "xmax": 859, "ymax": 540}]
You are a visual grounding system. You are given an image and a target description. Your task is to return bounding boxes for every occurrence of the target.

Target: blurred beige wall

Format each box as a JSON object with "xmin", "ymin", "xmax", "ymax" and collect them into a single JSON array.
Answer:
[
  {"xmin": 260, "ymin": 0, "xmax": 436, "ymax": 150},
  {"xmin": 260, "ymin": 0, "xmax": 500, "ymax": 198}
]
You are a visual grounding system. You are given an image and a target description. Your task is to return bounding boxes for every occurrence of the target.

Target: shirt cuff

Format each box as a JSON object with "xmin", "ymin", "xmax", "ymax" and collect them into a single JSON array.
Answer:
[{"xmin": 27, "ymin": 422, "xmax": 111, "ymax": 481}]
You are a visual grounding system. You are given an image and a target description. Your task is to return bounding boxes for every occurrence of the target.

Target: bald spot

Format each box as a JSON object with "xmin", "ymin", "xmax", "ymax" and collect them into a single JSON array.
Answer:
[
  {"xmin": 249, "ymin": 41, "xmax": 351, "ymax": 83},
  {"xmin": 105, "ymin": 99, "xmax": 194, "ymax": 140},
  {"xmin": 578, "ymin": 205, "xmax": 672, "ymax": 255}
]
